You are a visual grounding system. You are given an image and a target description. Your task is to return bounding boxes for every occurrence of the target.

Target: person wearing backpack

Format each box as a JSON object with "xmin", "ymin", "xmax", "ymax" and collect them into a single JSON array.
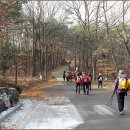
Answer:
[
  {"xmin": 69, "ymin": 72, "xmax": 73, "ymax": 83},
  {"xmin": 75, "ymin": 73, "xmax": 82, "ymax": 95},
  {"xmin": 113, "ymin": 70, "xmax": 128, "ymax": 115},
  {"xmin": 97, "ymin": 73, "xmax": 103, "ymax": 89},
  {"xmin": 82, "ymin": 72, "xmax": 89, "ymax": 95}
]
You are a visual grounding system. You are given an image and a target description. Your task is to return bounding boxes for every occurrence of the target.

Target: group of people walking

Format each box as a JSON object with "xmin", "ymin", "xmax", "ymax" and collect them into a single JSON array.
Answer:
[
  {"xmin": 63, "ymin": 70, "xmax": 92, "ymax": 95},
  {"xmin": 63, "ymin": 70, "xmax": 104, "ymax": 94},
  {"xmin": 75, "ymin": 72, "xmax": 92, "ymax": 95},
  {"xmin": 63, "ymin": 68, "xmax": 130, "ymax": 115},
  {"xmin": 63, "ymin": 71, "xmax": 73, "ymax": 83},
  {"xmin": 75, "ymin": 72, "xmax": 104, "ymax": 95}
]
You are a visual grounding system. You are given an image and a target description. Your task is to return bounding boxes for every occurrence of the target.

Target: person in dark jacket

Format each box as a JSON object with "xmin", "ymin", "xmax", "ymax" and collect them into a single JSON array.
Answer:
[
  {"xmin": 113, "ymin": 70, "xmax": 128, "ymax": 115},
  {"xmin": 88, "ymin": 73, "xmax": 92, "ymax": 90},
  {"xmin": 97, "ymin": 73, "xmax": 103, "ymax": 89},
  {"xmin": 75, "ymin": 73, "xmax": 82, "ymax": 95},
  {"xmin": 63, "ymin": 71, "xmax": 66, "ymax": 81}
]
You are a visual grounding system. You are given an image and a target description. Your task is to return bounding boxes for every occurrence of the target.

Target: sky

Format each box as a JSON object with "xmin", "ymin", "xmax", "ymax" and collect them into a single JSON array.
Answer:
[{"xmin": 22, "ymin": 1, "xmax": 130, "ymax": 27}]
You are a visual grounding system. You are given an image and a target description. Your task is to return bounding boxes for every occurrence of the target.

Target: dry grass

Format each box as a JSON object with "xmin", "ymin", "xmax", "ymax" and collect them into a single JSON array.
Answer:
[
  {"xmin": 0, "ymin": 76, "xmax": 59, "ymax": 99},
  {"xmin": 20, "ymin": 79, "xmax": 59, "ymax": 99}
]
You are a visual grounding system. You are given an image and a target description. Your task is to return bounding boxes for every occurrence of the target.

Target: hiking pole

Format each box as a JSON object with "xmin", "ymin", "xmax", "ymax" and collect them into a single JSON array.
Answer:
[
  {"xmin": 107, "ymin": 90, "xmax": 115, "ymax": 106},
  {"xmin": 107, "ymin": 73, "xmax": 117, "ymax": 106}
]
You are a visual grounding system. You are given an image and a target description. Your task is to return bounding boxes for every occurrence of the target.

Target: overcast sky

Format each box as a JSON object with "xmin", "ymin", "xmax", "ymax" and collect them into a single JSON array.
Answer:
[{"xmin": 23, "ymin": 1, "xmax": 130, "ymax": 27}]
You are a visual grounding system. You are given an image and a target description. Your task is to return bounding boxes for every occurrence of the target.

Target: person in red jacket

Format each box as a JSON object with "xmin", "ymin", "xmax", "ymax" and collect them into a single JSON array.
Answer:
[{"xmin": 82, "ymin": 72, "xmax": 89, "ymax": 95}]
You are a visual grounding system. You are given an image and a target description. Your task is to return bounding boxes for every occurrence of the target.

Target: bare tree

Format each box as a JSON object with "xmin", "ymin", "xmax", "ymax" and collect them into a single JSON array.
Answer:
[
  {"xmin": 115, "ymin": 1, "xmax": 130, "ymax": 58},
  {"xmin": 102, "ymin": 1, "xmax": 122, "ymax": 72}
]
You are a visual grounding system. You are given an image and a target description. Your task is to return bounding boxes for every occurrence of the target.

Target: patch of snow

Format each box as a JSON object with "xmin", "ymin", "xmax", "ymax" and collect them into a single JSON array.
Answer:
[
  {"xmin": 0, "ymin": 102, "xmax": 22, "ymax": 122},
  {"xmin": 1, "ymin": 97, "xmax": 83, "ymax": 129}
]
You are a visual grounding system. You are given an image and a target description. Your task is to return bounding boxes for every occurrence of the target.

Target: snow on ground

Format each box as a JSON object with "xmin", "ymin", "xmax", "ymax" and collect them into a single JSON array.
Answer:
[{"xmin": 1, "ymin": 97, "xmax": 83, "ymax": 129}]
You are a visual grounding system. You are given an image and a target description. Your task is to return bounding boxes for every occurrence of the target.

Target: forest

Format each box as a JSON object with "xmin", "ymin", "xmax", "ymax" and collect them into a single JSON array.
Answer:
[{"xmin": 0, "ymin": 0, "xmax": 130, "ymax": 84}]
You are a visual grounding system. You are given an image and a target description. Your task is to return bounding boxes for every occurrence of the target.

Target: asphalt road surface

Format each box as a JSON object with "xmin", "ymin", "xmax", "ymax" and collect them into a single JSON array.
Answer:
[{"xmin": 1, "ymin": 66, "xmax": 130, "ymax": 129}]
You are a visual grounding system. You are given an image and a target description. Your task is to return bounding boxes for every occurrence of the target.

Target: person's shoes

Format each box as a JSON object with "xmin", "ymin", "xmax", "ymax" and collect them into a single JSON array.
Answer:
[{"xmin": 120, "ymin": 111, "xmax": 123, "ymax": 115}]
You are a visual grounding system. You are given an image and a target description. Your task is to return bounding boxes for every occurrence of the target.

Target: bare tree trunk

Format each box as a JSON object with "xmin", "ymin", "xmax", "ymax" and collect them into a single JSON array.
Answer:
[
  {"xmin": 92, "ymin": 56, "xmax": 97, "ymax": 80},
  {"xmin": 32, "ymin": 8, "xmax": 36, "ymax": 77},
  {"xmin": 14, "ymin": 59, "xmax": 18, "ymax": 85},
  {"xmin": 124, "ymin": 42, "xmax": 130, "ymax": 58},
  {"xmin": 3, "ymin": 68, "xmax": 6, "ymax": 76},
  {"xmin": 43, "ymin": 48, "xmax": 47, "ymax": 80},
  {"xmin": 51, "ymin": 54, "xmax": 54, "ymax": 69},
  {"xmin": 74, "ymin": 50, "xmax": 77, "ymax": 70},
  {"xmin": 122, "ymin": 2, "xmax": 130, "ymax": 59},
  {"xmin": 103, "ymin": 1, "xmax": 118, "ymax": 72},
  {"xmin": 82, "ymin": 35, "xmax": 86, "ymax": 70},
  {"xmin": 25, "ymin": 57, "xmax": 27, "ymax": 77},
  {"xmin": 92, "ymin": 2, "xmax": 101, "ymax": 80}
]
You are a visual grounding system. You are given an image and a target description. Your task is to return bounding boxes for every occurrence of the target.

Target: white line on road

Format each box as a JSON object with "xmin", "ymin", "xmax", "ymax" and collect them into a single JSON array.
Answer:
[{"xmin": 94, "ymin": 105, "xmax": 115, "ymax": 116}]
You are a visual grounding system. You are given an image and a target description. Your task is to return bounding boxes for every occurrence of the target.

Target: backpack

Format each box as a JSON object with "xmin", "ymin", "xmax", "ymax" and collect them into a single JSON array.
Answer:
[
  {"xmin": 88, "ymin": 76, "xmax": 92, "ymax": 82},
  {"xmin": 127, "ymin": 79, "xmax": 130, "ymax": 96},
  {"xmin": 99, "ymin": 76, "xmax": 103, "ymax": 81},
  {"xmin": 66, "ymin": 73, "xmax": 69, "ymax": 77},
  {"xmin": 82, "ymin": 75, "xmax": 89, "ymax": 83},
  {"xmin": 76, "ymin": 76, "xmax": 81, "ymax": 83},
  {"xmin": 118, "ymin": 77, "xmax": 127, "ymax": 89}
]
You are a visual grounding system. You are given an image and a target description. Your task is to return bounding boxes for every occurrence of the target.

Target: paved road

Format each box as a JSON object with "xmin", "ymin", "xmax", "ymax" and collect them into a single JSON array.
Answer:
[
  {"xmin": 43, "ymin": 81, "xmax": 130, "ymax": 129},
  {"xmin": 1, "ymin": 81, "xmax": 130, "ymax": 129},
  {"xmin": 1, "ymin": 65, "xmax": 130, "ymax": 129}
]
